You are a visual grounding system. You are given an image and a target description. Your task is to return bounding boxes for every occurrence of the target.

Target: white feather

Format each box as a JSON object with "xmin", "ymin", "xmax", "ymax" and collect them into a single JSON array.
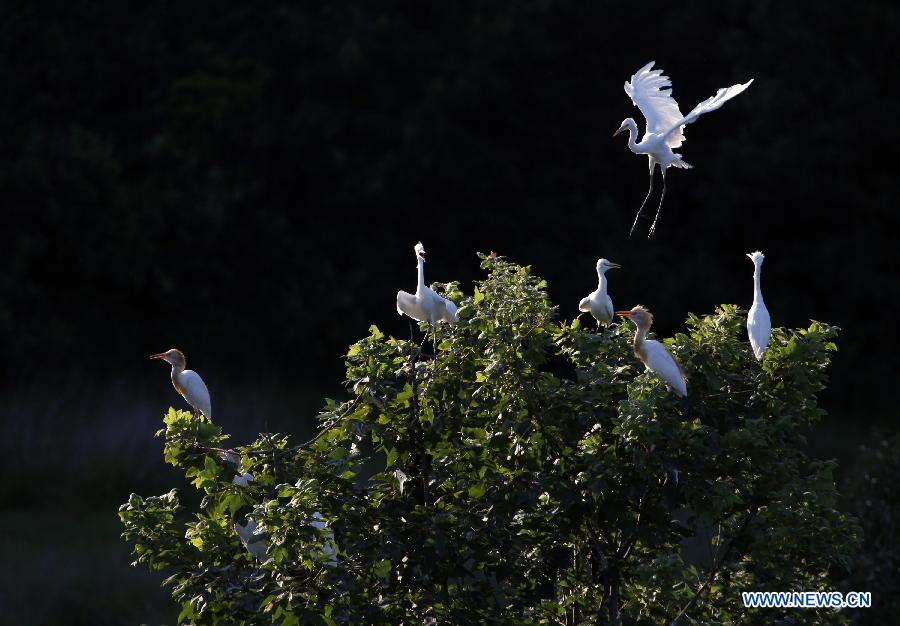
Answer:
[
  {"xmin": 643, "ymin": 340, "xmax": 688, "ymax": 397},
  {"xmin": 234, "ymin": 520, "xmax": 270, "ymax": 562},
  {"xmin": 625, "ymin": 61, "xmax": 687, "ymax": 148},
  {"xmin": 396, "ymin": 243, "xmax": 458, "ymax": 326},
  {"xmin": 176, "ymin": 369, "xmax": 212, "ymax": 420},
  {"xmin": 747, "ymin": 251, "xmax": 771, "ymax": 360}
]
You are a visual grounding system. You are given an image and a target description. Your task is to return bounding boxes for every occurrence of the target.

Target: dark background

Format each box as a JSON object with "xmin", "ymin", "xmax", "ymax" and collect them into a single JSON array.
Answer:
[{"xmin": 2, "ymin": 1, "xmax": 897, "ymax": 623}]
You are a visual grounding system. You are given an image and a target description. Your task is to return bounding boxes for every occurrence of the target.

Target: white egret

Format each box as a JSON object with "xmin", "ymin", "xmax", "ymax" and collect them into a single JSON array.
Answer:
[
  {"xmin": 150, "ymin": 348, "xmax": 212, "ymax": 420},
  {"xmin": 232, "ymin": 472, "xmax": 253, "ymax": 487},
  {"xmin": 616, "ymin": 305, "xmax": 687, "ymax": 397},
  {"xmin": 234, "ymin": 519, "xmax": 270, "ymax": 562},
  {"xmin": 614, "ymin": 62, "xmax": 753, "ymax": 237},
  {"xmin": 396, "ymin": 242, "xmax": 458, "ymax": 326},
  {"xmin": 746, "ymin": 251, "xmax": 771, "ymax": 360},
  {"xmin": 579, "ymin": 258, "xmax": 621, "ymax": 328}
]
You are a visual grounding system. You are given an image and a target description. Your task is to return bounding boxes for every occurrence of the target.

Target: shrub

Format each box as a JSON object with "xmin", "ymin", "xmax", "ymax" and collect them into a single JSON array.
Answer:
[{"xmin": 120, "ymin": 254, "xmax": 858, "ymax": 625}]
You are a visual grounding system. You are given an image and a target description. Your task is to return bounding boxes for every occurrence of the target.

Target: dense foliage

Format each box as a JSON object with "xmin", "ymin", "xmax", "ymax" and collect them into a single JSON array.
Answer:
[
  {"xmin": 842, "ymin": 430, "xmax": 900, "ymax": 625},
  {"xmin": 121, "ymin": 256, "xmax": 858, "ymax": 624}
]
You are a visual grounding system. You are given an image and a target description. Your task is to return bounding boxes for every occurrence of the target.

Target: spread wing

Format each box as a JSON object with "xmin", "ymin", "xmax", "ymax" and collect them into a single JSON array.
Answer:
[
  {"xmin": 664, "ymin": 79, "xmax": 753, "ymax": 141},
  {"xmin": 578, "ymin": 296, "xmax": 592, "ymax": 313},
  {"xmin": 397, "ymin": 290, "xmax": 428, "ymax": 322},
  {"xmin": 624, "ymin": 62, "xmax": 686, "ymax": 147},
  {"xmin": 438, "ymin": 296, "xmax": 458, "ymax": 324}
]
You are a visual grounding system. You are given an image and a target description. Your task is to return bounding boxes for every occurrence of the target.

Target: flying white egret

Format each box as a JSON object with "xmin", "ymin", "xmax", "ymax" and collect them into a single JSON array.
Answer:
[
  {"xmin": 234, "ymin": 519, "xmax": 270, "ymax": 562},
  {"xmin": 579, "ymin": 258, "xmax": 621, "ymax": 328},
  {"xmin": 616, "ymin": 305, "xmax": 687, "ymax": 397},
  {"xmin": 746, "ymin": 251, "xmax": 771, "ymax": 360},
  {"xmin": 614, "ymin": 62, "xmax": 753, "ymax": 237},
  {"xmin": 396, "ymin": 242, "xmax": 458, "ymax": 326},
  {"xmin": 150, "ymin": 348, "xmax": 212, "ymax": 420}
]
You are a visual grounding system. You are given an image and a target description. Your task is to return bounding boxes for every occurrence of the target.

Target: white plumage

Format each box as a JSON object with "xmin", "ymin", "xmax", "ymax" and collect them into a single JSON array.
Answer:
[
  {"xmin": 615, "ymin": 62, "xmax": 753, "ymax": 236},
  {"xmin": 578, "ymin": 258, "xmax": 621, "ymax": 327},
  {"xmin": 150, "ymin": 348, "xmax": 212, "ymax": 420},
  {"xmin": 396, "ymin": 242, "xmax": 459, "ymax": 325},
  {"xmin": 232, "ymin": 472, "xmax": 253, "ymax": 487},
  {"xmin": 617, "ymin": 305, "xmax": 687, "ymax": 398},
  {"xmin": 234, "ymin": 519, "xmax": 270, "ymax": 562},
  {"xmin": 746, "ymin": 251, "xmax": 771, "ymax": 360}
]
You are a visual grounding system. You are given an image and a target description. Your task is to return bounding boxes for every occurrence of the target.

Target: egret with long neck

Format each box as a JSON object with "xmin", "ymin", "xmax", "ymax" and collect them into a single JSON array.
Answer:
[
  {"xmin": 615, "ymin": 62, "xmax": 753, "ymax": 237},
  {"xmin": 746, "ymin": 251, "xmax": 771, "ymax": 360},
  {"xmin": 150, "ymin": 348, "xmax": 212, "ymax": 420},
  {"xmin": 396, "ymin": 242, "xmax": 458, "ymax": 326},
  {"xmin": 579, "ymin": 258, "xmax": 621, "ymax": 328},
  {"xmin": 616, "ymin": 305, "xmax": 687, "ymax": 397}
]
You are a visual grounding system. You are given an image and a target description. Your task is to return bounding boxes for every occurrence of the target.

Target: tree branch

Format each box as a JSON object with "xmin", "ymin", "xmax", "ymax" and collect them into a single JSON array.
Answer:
[{"xmin": 668, "ymin": 509, "xmax": 757, "ymax": 626}]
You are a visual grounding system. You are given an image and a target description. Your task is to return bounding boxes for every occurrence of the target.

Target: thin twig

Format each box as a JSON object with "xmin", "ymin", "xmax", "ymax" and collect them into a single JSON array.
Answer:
[{"xmin": 669, "ymin": 509, "xmax": 757, "ymax": 626}]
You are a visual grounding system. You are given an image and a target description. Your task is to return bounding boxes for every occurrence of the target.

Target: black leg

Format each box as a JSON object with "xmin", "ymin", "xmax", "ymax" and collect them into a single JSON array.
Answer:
[
  {"xmin": 630, "ymin": 169, "xmax": 654, "ymax": 237},
  {"xmin": 649, "ymin": 171, "xmax": 667, "ymax": 237}
]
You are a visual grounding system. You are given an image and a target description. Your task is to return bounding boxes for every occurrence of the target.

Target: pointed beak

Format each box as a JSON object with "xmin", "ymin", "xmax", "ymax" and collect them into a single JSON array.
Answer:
[
  {"xmin": 607, "ymin": 262, "xmax": 622, "ymax": 269},
  {"xmin": 149, "ymin": 352, "xmax": 167, "ymax": 361},
  {"xmin": 615, "ymin": 310, "xmax": 632, "ymax": 318},
  {"xmin": 613, "ymin": 127, "xmax": 625, "ymax": 137}
]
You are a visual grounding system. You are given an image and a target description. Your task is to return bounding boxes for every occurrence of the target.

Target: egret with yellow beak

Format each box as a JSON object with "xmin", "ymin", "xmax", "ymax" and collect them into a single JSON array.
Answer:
[
  {"xmin": 617, "ymin": 305, "xmax": 687, "ymax": 397},
  {"xmin": 149, "ymin": 348, "xmax": 212, "ymax": 420}
]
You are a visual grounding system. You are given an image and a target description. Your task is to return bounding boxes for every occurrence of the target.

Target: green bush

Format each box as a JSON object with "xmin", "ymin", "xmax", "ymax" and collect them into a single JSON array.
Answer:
[
  {"xmin": 843, "ymin": 429, "xmax": 900, "ymax": 625},
  {"xmin": 120, "ymin": 255, "xmax": 859, "ymax": 625}
]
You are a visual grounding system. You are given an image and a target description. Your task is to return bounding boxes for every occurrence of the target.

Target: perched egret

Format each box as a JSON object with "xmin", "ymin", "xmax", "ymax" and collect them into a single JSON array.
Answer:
[
  {"xmin": 234, "ymin": 519, "xmax": 270, "ymax": 562},
  {"xmin": 149, "ymin": 348, "xmax": 212, "ymax": 420},
  {"xmin": 579, "ymin": 258, "xmax": 622, "ymax": 328},
  {"xmin": 396, "ymin": 242, "xmax": 459, "ymax": 326},
  {"xmin": 616, "ymin": 305, "xmax": 687, "ymax": 397},
  {"xmin": 615, "ymin": 62, "xmax": 753, "ymax": 237},
  {"xmin": 746, "ymin": 251, "xmax": 771, "ymax": 360},
  {"xmin": 232, "ymin": 472, "xmax": 253, "ymax": 487}
]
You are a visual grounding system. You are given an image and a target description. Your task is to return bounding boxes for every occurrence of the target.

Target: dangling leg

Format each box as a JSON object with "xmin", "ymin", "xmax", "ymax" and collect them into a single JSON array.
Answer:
[
  {"xmin": 648, "ymin": 169, "xmax": 667, "ymax": 237},
  {"xmin": 629, "ymin": 166, "xmax": 655, "ymax": 237}
]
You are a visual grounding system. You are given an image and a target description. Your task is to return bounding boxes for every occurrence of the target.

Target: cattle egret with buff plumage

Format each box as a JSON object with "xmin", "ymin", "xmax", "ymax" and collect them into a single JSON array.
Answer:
[
  {"xmin": 150, "ymin": 348, "xmax": 212, "ymax": 420},
  {"xmin": 617, "ymin": 305, "xmax": 688, "ymax": 397}
]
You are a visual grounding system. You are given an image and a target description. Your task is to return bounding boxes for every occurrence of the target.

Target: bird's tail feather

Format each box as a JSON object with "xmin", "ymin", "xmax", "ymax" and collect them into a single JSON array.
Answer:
[{"xmin": 671, "ymin": 154, "xmax": 692, "ymax": 169}]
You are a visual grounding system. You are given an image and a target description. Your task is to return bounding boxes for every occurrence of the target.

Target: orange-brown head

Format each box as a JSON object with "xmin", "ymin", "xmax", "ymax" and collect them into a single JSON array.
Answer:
[
  {"xmin": 615, "ymin": 305, "xmax": 654, "ymax": 332},
  {"xmin": 150, "ymin": 348, "xmax": 186, "ymax": 368}
]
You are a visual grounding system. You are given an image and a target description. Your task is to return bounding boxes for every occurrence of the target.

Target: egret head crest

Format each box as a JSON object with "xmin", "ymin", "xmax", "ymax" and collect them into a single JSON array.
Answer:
[
  {"xmin": 746, "ymin": 251, "xmax": 765, "ymax": 264},
  {"xmin": 414, "ymin": 242, "xmax": 426, "ymax": 260}
]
